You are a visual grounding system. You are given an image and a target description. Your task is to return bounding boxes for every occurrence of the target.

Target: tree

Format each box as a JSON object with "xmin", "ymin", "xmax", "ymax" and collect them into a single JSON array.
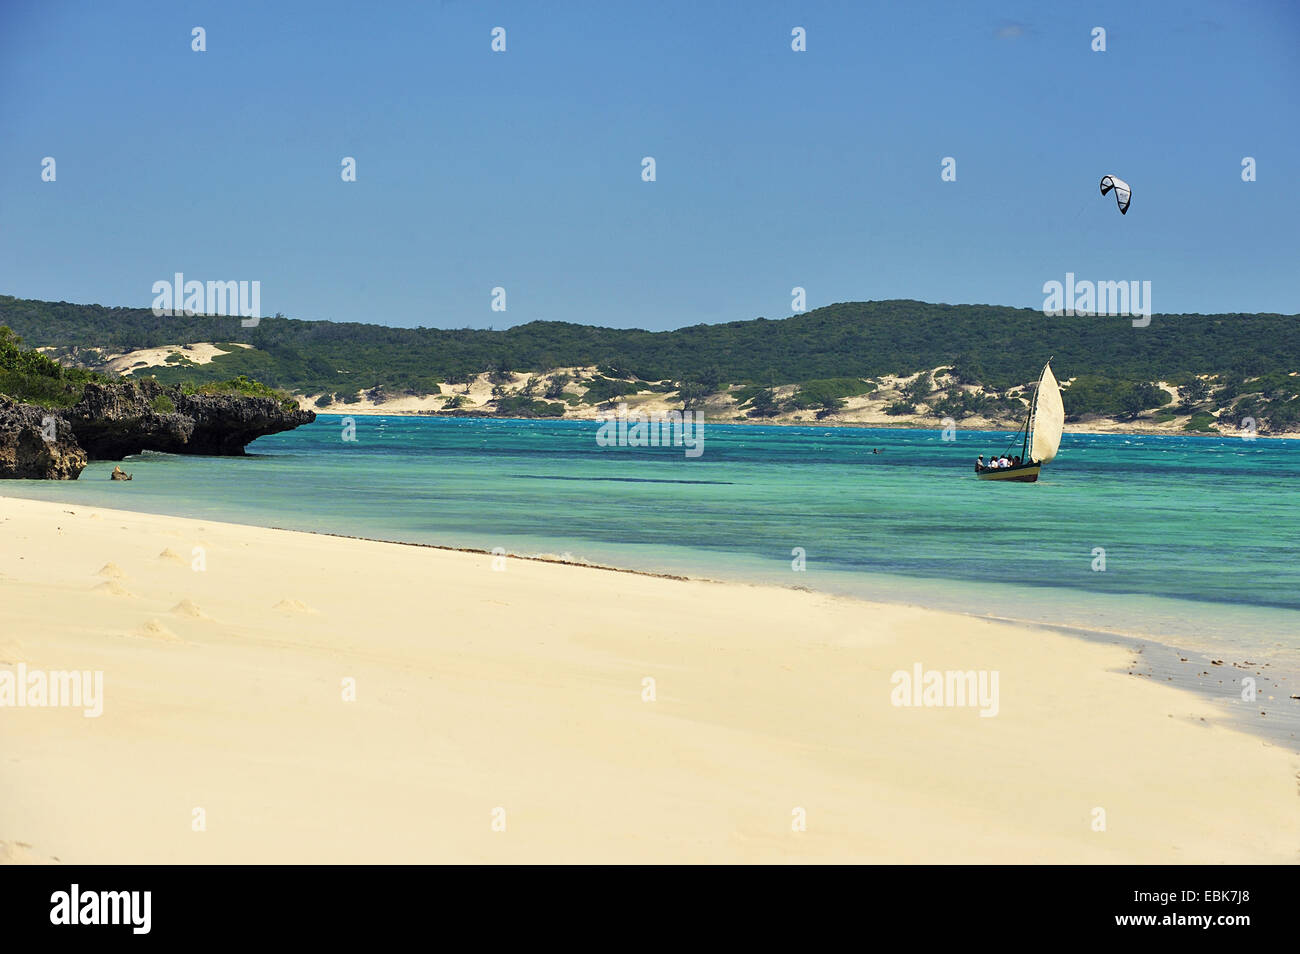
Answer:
[
  {"xmin": 696, "ymin": 365, "xmax": 723, "ymax": 392},
  {"xmin": 815, "ymin": 396, "xmax": 845, "ymax": 419},
  {"xmin": 677, "ymin": 382, "xmax": 712, "ymax": 409},
  {"xmin": 1178, "ymin": 377, "xmax": 1210, "ymax": 409},
  {"xmin": 1117, "ymin": 382, "xmax": 1165, "ymax": 420},
  {"xmin": 544, "ymin": 372, "xmax": 570, "ymax": 400},
  {"xmin": 0, "ymin": 325, "xmax": 21, "ymax": 354},
  {"xmin": 903, "ymin": 371, "xmax": 932, "ymax": 402},
  {"xmin": 747, "ymin": 388, "xmax": 780, "ymax": 418},
  {"xmin": 949, "ymin": 355, "xmax": 985, "ymax": 386}
]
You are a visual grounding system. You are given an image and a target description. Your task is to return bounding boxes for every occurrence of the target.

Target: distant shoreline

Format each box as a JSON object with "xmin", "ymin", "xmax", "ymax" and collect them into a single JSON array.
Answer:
[{"xmin": 303, "ymin": 406, "xmax": 1297, "ymax": 440}]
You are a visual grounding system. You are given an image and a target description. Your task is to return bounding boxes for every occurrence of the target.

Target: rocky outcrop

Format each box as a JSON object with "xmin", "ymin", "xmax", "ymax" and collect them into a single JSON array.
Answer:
[
  {"xmin": 0, "ymin": 381, "xmax": 315, "ymax": 479},
  {"xmin": 63, "ymin": 380, "xmax": 315, "ymax": 459},
  {"xmin": 0, "ymin": 399, "xmax": 88, "ymax": 479}
]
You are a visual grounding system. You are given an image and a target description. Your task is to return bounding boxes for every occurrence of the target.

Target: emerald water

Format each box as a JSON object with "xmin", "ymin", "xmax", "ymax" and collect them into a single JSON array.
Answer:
[{"xmin": 4, "ymin": 416, "xmax": 1298, "ymax": 665}]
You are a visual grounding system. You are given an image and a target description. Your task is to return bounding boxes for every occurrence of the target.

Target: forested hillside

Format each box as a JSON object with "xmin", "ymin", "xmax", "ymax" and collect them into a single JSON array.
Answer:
[{"xmin": 3, "ymin": 294, "xmax": 1298, "ymax": 431}]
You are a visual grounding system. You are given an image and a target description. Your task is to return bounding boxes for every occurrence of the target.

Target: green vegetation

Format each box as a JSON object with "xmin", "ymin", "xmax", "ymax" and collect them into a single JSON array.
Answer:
[
  {"xmin": 151, "ymin": 394, "xmax": 176, "ymax": 414},
  {"xmin": 744, "ymin": 388, "xmax": 781, "ymax": 419},
  {"xmin": 675, "ymin": 381, "xmax": 714, "ymax": 409},
  {"xmin": 901, "ymin": 372, "xmax": 933, "ymax": 403},
  {"xmin": 728, "ymin": 385, "xmax": 766, "ymax": 407},
  {"xmin": 492, "ymin": 396, "xmax": 566, "ymax": 418},
  {"xmin": 5, "ymin": 295, "xmax": 1300, "ymax": 431},
  {"xmin": 580, "ymin": 376, "xmax": 643, "ymax": 404},
  {"xmin": 1176, "ymin": 377, "xmax": 1211, "ymax": 410},
  {"xmin": 543, "ymin": 373, "xmax": 570, "ymax": 400},
  {"xmin": 782, "ymin": 377, "xmax": 872, "ymax": 410},
  {"xmin": 929, "ymin": 388, "xmax": 1022, "ymax": 421},
  {"xmin": 1062, "ymin": 376, "xmax": 1169, "ymax": 420},
  {"xmin": 180, "ymin": 375, "xmax": 298, "ymax": 412},
  {"xmin": 0, "ymin": 325, "xmax": 103, "ymax": 408},
  {"xmin": 7, "ymin": 296, "xmax": 1300, "ymax": 396}
]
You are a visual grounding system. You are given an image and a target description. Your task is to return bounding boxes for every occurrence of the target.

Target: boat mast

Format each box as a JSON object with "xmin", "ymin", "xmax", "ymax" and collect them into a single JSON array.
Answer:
[
  {"xmin": 1022, "ymin": 358, "xmax": 1051, "ymax": 463},
  {"xmin": 1021, "ymin": 382, "xmax": 1036, "ymax": 462}
]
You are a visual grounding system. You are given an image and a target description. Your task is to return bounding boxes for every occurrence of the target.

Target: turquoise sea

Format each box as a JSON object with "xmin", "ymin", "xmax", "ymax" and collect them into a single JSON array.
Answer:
[{"xmin": 4, "ymin": 416, "xmax": 1298, "ymax": 667}]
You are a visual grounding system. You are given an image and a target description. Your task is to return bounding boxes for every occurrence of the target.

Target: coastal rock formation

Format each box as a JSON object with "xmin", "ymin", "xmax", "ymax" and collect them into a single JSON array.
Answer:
[
  {"xmin": 0, "ymin": 382, "xmax": 315, "ymax": 479},
  {"xmin": 63, "ymin": 380, "xmax": 315, "ymax": 459},
  {"xmin": 0, "ymin": 399, "xmax": 88, "ymax": 479}
]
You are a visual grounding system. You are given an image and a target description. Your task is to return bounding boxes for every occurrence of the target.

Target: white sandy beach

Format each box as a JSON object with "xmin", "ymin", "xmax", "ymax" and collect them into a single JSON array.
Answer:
[{"xmin": 1, "ymin": 495, "xmax": 1296, "ymax": 864}]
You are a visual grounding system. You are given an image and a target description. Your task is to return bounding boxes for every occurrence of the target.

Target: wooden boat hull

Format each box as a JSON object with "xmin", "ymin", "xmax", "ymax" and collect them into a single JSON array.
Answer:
[{"xmin": 976, "ymin": 463, "xmax": 1041, "ymax": 482}]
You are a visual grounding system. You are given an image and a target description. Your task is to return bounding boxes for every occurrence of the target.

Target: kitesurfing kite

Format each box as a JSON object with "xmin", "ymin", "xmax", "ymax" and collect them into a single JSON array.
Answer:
[{"xmin": 1099, "ymin": 175, "xmax": 1131, "ymax": 214}]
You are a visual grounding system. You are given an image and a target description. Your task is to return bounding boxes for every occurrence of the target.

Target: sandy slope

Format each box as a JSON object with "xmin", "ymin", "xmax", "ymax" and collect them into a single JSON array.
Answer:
[
  {"xmin": 294, "ymin": 370, "xmax": 1288, "ymax": 438},
  {"xmin": 0, "ymin": 496, "xmax": 1296, "ymax": 863}
]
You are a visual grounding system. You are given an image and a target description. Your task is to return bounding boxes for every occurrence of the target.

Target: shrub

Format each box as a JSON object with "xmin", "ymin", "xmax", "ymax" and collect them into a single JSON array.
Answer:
[
  {"xmin": 582, "ymin": 376, "xmax": 641, "ymax": 404},
  {"xmin": 746, "ymin": 388, "xmax": 781, "ymax": 418},
  {"xmin": 543, "ymin": 373, "xmax": 571, "ymax": 399},
  {"xmin": 193, "ymin": 375, "xmax": 297, "ymax": 411},
  {"xmin": 902, "ymin": 372, "xmax": 932, "ymax": 402},
  {"xmin": 0, "ymin": 325, "xmax": 105, "ymax": 406},
  {"xmin": 493, "ymin": 396, "xmax": 565, "ymax": 417},
  {"xmin": 782, "ymin": 378, "xmax": 870, "ymax": 411}
]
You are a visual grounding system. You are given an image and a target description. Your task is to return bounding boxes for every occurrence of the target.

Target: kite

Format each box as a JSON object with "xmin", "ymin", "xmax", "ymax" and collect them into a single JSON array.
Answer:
[{"xmin": 1099, "ymin": 175, "xmax": 1131, "ymax": 214}]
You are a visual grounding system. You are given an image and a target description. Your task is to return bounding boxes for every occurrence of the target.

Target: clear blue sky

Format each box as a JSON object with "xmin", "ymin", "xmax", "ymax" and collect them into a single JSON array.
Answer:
[{"xmin": 2, "ymin": 0, "xmax": 1297, "ymax": 330}]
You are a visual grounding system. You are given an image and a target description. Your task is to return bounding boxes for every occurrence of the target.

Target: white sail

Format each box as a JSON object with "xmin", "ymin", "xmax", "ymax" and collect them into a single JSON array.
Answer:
[{"xmin": 1028, "ymin": 362, "xmax": 1064, "ymax": 464}]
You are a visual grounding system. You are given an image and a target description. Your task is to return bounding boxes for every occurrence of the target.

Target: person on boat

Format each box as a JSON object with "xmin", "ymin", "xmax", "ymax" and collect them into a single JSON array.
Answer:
[
  {"xmin": 998, "ymin": 456, "xmax": 1011, "ymax": 468},
  {"xmin": 976, "ymin": 455, "xmax": 985, "ymax": 472},
  {"xmin": 1013, "ymin": 455, "xmax": 1022, "ymax": 466}
]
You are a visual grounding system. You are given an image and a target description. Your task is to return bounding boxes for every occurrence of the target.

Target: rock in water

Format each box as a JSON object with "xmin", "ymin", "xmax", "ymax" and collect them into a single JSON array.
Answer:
[
  {"xmin": 110, "ymin": 465, "xmax": 132, "ymax": 481},
  {"xmin": 0, "ymin": 399, "xmax": 88, "ymax": 479},
  {"xmin": 64, "ymin": 380, "xmax": 315, "ymax": 459},
  {"xmin": 1, "ymin": 380, "xmax": 316, "ymax": 479}
]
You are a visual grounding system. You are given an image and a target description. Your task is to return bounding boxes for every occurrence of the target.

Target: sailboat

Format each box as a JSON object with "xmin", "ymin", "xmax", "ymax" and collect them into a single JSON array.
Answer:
[{"xmin": 976, "ymin": 359, "xmax": 1064, "ymax": 483}]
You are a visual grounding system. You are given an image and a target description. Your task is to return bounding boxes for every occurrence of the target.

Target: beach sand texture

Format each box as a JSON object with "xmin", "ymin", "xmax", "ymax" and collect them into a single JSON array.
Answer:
[{"xmin": 1, "ymin": 496, "xmax": 1296, "ymax": 863}]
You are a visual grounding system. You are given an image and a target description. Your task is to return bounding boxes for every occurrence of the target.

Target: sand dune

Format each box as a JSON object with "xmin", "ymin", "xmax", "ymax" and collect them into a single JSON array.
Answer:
[
  {"xmin": 133, "ymin": 619, "xmax": 182, "ymax": 643},
  {"xmin": 93, "ymin": 580, "xmax": 133, "ymax": 597},
  {"xmin": 170, "ymin": 599, "xmax": 207, "ymax": 619},
  {"xmin": 272, "ymin": 599, "xmax": 316, "ymax": 615},
  {"xmin": 0, "ymin": 840, "xmax": 58, "ymax": 864},
  {"xmin": 1, "ymin": 495, "xmax": 1297, "ymax": 864}
]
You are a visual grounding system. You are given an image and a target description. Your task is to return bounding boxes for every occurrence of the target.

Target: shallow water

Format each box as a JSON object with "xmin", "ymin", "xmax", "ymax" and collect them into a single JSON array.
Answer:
[{"xmin": 5, "ymin": 415, "xmax": 1298, "ymax": 668}]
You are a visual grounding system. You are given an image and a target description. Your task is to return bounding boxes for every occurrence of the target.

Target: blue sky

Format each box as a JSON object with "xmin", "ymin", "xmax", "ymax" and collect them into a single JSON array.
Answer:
[{"xmin": 2, "ymin": 0, "xmax": 1297, "ymax": 330}]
